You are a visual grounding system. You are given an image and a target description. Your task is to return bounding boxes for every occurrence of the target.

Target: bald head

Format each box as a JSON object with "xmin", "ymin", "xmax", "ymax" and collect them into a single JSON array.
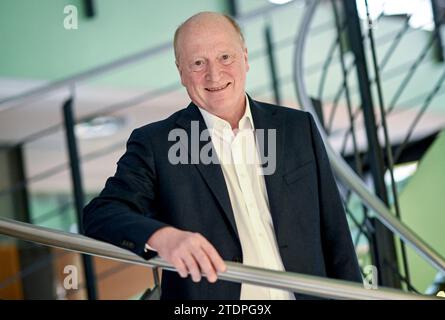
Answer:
[
  {"xmin": 173, "ymin": 12, "xmax": 245, "ymax": 63},
  {"xmin": 173, "ymin": 11, "xmax": 249, "ymax": 126}
]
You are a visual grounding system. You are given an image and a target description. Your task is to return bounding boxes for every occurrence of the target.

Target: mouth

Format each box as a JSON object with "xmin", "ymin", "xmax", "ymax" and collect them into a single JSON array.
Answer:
[{"xmin": 205, "ymin": 82, "xmax": 231, "ymax": 92}]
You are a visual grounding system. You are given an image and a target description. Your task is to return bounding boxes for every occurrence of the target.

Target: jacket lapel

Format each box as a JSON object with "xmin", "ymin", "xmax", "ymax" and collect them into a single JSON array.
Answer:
[
  {"xmin": 176, "ymin": 103, "xmax": 240, "ymax": 241},
  {"xmin": 249, "ymin": 97, "xmax": 287, "ymax": 247}
]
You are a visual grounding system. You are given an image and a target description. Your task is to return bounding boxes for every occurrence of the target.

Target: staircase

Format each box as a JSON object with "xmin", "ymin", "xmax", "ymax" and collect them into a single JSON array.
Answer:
[
  {"xmin": 0, "ymin": 0, "xmax": 444, "ymax": 299},
  {"xmin": 295, "ymin": 0, "xmax": 445, "ymax": 293}
]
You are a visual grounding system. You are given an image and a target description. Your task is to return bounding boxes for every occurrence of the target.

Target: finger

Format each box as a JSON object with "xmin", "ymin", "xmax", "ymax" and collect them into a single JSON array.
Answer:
[
  {"xmin": 182, "ymin": 251, "xmax": 201, "ymax": 282},
  {"xmin": 191, "ymin": 248, "xmax": 217, "ymax": 283},
  {"xmin": 172, "ymin": 256, "xmax": 188, "ymax": 278},
  {"xmin": 201, "ymin": 239, "xmax": 227, "ymax": 273}
]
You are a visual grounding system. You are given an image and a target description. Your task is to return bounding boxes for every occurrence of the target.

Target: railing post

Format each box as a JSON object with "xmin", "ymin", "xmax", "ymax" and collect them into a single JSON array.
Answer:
[
  {"xmin": 62, "ymin": 96, "xmax": 97, "ymax": 300},
  {"xmin": 431, "ymin": 0, "xmax": 444, "ymax": 62},
  {"xmin": 264, "ymin": 23, "xmax": 282, "ymax": 105},
  {"xmin": 342, "ymin": 0, "xmax": 401, "ymax": 289},
  {"xmin": 227, "ymin": 0, "xmax": 238, "ymax": 17},
  {"xmin": 0, "ymin": 145, "xmax": 56, "ymax": 299},
  {"xmin": 83, "ymin": 0, "xmax": 96, "ymax": 18}
]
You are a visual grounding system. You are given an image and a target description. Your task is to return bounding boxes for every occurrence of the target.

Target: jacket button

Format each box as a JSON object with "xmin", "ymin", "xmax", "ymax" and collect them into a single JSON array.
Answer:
[
  {"xmin": 232, "ymin": 256, "xmax": 242, "ymax": 263},
  {"xmin": 121, "ymin": 240, "xmax": 135, "ymax": 249}
]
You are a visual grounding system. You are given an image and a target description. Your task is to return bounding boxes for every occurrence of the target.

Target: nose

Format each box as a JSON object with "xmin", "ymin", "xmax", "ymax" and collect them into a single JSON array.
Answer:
[{"xmin": 205, "ymin": 62, "xmax": 221, "ymax": 82}]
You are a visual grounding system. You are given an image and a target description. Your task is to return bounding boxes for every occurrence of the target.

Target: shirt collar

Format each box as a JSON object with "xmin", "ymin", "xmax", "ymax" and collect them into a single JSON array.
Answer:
[{"xmin": 198, "ymin": 95, "xmax": 254, "ymax": 133}]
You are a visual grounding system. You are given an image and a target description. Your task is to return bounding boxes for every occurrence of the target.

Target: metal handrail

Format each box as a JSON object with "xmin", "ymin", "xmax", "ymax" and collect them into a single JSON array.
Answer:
[
  {"xmin": 0, "ymin": 0, "xmax": 442, "ymax": 299},
  {"xmin": 0, "ymin": 42, "xmax": 172, "ymax": 113},
  {"xmin": 0, "ymin": 217, "xmax": 433, "ymax": 300},
  {"xmin": 293, "ymin": 0, "xmax": 445, "ymax": 274},
  {"xmin": 0, "ymin": 0, "xmax": 302, "ymax": 113}
]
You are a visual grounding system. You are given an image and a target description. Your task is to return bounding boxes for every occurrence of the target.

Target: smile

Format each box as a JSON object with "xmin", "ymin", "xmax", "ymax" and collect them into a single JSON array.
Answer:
[{"xmin": 205, "ymin": 82, "xmax": 231, "ymax": 92}]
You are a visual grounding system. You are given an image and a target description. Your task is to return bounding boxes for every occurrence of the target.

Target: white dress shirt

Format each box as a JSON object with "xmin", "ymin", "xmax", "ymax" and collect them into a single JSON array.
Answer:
[{"xmin": 198, "ymin": 97, "xmax": 295, "ymax": 300}]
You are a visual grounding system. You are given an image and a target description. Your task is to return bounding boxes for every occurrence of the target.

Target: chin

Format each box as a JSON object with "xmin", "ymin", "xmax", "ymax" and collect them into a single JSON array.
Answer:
[
  {"xmin": 204, "ymin": 104, "xmax": 227, "ymax": 115},
  {"xmin": 202, "ymin": 96, "xmax": 230, "ymax": 108}
]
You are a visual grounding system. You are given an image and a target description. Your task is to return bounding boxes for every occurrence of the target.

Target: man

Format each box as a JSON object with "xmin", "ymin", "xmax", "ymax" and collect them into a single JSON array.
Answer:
[{"xmin": 83, "ymin": 12, "xmax": 362, "ymax": 300}]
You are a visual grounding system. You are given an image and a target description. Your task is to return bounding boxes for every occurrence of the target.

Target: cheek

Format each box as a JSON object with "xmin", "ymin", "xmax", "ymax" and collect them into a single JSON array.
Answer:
[
  {"xmin": 232, "ymin": 63, "xmax": 248, "ymax": 78},
  {"xmin": 236, "ymin": 67, "xmax": 248, "ymax": 79},
  {"xmin": 182, "ymin": 74, "xmax": 197, "ymax": 87},
  {"xmin": 187, "ymin": 76, "xmax": 207, "ymax": 94}
]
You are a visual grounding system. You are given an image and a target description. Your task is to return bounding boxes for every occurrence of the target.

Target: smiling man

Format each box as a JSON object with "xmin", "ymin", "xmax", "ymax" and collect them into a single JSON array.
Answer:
[
  {"xmin": 83, "ymin": 12, "xmax": 362, "ymax": 300},
  {"xmin": 174, "ymin": 12, "xmax": 249, "ymax": 130}
]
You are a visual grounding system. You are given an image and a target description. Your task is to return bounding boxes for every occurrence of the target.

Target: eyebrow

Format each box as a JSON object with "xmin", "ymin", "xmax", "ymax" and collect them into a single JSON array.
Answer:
[{"xmin": 186, "ymin": 50, "xmax": 237, "ymax": 62}]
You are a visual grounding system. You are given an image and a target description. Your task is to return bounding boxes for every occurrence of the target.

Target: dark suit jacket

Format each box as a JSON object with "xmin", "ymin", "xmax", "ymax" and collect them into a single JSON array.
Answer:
[{"xmin": 83, "ymin": 97, "xmax": 362, "ymax": 299}]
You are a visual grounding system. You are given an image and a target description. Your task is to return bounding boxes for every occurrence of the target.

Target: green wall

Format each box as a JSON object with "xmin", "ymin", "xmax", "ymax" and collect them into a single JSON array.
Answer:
[
  {"xmin": 0, "ymin": 0, "xmax": 226, "ymax": 88},
  {"xmin": 398, "ymin": 131, "xmax": 445, "ymax": 292}
]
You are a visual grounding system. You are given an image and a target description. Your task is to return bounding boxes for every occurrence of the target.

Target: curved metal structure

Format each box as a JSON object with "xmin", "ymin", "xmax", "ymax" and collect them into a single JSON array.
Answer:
[
  {"xmin": 0, "ymin": 217, "xmax": 433, "ymax": 300},
  {"xmin": 0, "ymin": 0, "xmax": 443, "ymax": 299},
  {"xmin": 293, "ymin": 0, "xmax": 445, "ymax": 274}
]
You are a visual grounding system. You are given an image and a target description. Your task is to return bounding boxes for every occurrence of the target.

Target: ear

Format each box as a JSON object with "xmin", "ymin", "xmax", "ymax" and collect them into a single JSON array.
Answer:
[
  {"xmin": 244, "ymin": 47, "xmax": 250, "ymax": 72},
  {"xmin": 176, "ymin": 61, "xmax": 186, "ymax": 86},
  {"xmin": 175, "ymin": 60, "xmax": 181, "ymax": 75}
]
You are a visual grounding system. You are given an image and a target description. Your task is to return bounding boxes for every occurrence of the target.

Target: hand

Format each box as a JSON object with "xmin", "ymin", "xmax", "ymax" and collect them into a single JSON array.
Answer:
[{"xmin": 147, "ymin": 226, "xmax": 227, "ymax": 283}]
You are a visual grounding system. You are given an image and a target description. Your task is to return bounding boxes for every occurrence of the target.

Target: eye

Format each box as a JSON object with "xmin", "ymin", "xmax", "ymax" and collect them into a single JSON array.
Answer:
[
  {"xmin": 190, "ymin": 59, "xmax": 206, "ymax": 71},
  {"xmin": 220, "ymin": 54, "xmax": 234, "ymax": 65}
]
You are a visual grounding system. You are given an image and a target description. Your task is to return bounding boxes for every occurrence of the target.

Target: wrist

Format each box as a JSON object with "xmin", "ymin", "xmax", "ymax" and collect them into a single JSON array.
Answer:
[{"xmin": 147, "ymin": 226, "xmax": 176, "ymax": 251}]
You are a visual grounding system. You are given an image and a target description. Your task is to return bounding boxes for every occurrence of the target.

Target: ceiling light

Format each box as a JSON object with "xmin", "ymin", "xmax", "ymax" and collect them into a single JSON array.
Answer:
[
  {"xmin": 268, "ymin": 0, "xmax": 294, "ymax": 5},
  {"xmin": 75, "ymin": 115, "xmax": 127, "ymax": 139},
  {"xmin": 356, "ymin": 0, "xmax": 434, "ymax": 31}
]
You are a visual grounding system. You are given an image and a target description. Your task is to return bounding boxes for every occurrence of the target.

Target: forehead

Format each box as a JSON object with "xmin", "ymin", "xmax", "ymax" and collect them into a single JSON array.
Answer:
[{"xmin": 177, "ymin": 17, "xmax": 242, "ymax": 57}]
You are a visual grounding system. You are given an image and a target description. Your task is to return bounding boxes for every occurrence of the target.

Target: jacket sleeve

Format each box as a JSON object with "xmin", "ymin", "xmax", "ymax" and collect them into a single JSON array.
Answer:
[
  {"xmin": 83, "ymin": 128, "xmax": 169, "ymax": 259},
  {"xmin": 307, "ymin": 112, "xmax": 363, "ymax": 283}
]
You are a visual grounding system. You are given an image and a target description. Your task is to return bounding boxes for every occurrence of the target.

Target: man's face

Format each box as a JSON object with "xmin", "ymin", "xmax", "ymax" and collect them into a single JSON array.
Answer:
[{"xmin": 176, "ymin": 17, "xmax": 249, "ymax": 117}]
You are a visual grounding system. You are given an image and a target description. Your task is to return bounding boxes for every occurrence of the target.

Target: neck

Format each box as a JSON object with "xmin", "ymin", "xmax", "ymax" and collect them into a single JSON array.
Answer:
[
  {"xmin": 216, "ymin": 96, "xmax": 247, "ymax": 130},
  {"xmin": 224, "ymin": 106, "xmax": 245, "ymax": 130}
]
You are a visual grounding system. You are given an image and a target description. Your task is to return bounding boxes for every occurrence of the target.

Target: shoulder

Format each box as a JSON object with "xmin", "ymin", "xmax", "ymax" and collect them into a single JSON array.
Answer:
[
  {"xmin": 251, "ymin": 98, "xmax": 313, "ymax": 124},
  {"xmin": 129, "ymin": 107, "xmax": 189, "ymax": 141}
]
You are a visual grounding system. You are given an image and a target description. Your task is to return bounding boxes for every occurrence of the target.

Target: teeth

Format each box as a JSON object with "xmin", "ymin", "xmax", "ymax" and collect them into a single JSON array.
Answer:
[{"xmin": 207, "ymin": 83, "xmax": 230, "ymax": 91}]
